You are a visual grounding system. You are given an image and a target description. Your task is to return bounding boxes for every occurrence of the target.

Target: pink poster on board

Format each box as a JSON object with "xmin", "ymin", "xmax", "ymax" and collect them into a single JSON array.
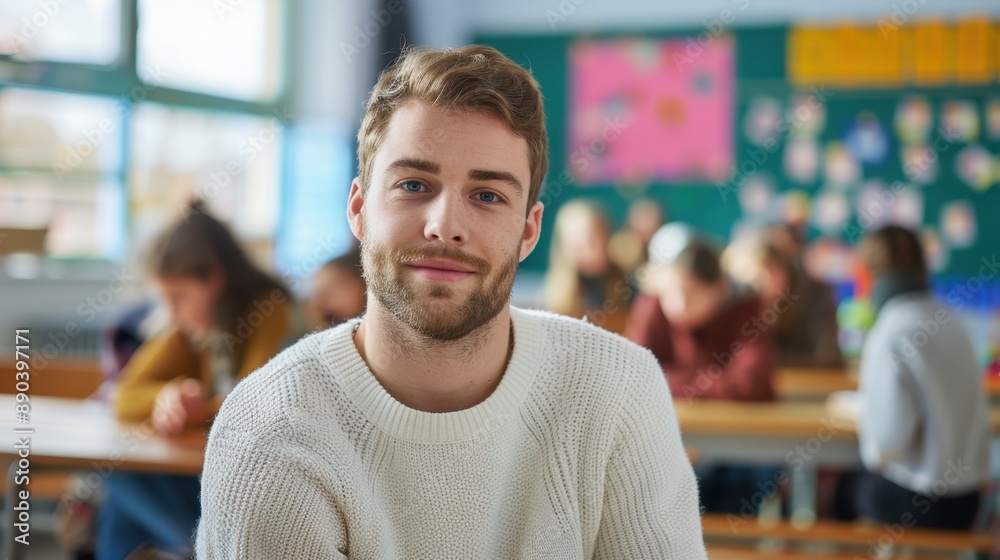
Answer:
[{"xmin": 568, "ymin": 37, "xmax": 734, "ymax": 185}]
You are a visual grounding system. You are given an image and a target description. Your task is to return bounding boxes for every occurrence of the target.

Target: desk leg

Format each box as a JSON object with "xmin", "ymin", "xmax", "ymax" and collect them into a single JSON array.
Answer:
[
  {"xmin": 790, "ymin": 463, "xmax": 818, "ymax": 524},
  {"xmin": 4, "ymin": 460, "xmax": 25, "ymax": 560}
]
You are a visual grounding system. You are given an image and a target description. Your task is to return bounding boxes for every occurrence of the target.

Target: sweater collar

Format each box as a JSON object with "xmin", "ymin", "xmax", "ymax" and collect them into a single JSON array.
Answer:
[
  {"xmin": 319, "ymin": 306, "xmax": 546, "ymax": 443},
  {"xmin": 870, "ymin": 272, "xmax": 930, "ymax": 316}
]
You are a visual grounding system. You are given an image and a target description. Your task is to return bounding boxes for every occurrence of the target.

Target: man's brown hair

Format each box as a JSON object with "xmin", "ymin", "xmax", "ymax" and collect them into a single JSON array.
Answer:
[
  {"xmin": 357, "ymin": 45, "xmax": 548, "ymax": 214},
  {"xmin": 859, "ymin": 225, "xmax": 928, "ymax": 280}
]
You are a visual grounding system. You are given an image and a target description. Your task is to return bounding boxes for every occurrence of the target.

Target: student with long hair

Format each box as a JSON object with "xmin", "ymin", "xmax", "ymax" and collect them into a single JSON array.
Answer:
[
  {"xmin": 544, "ymin": 200, "xmax": 632, "ymax": 334},
  {"xmin": 98, "ymin": 200, "xmax": 292, "ymax": 560},
  {"xmin": 722, "ymin": 231, "xmax": 843, "ymax": 368}
]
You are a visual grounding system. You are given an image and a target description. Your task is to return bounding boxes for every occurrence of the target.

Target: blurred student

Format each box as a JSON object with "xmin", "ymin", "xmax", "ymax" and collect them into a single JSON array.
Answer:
[
  {"xmin": 544, "ymin": 200, "xmax": 632, "ymax": 333},
  {"xmin": 99, "ymin": 200, "xmax": 292, "ymax": 560},
  {"xmin": 852, "ymin": 225, "xmax": 990, "ymax": 529},
  {"xmin": 625, "ymin": 224, "xmax": 776, "ymax": 402},
  {"xmin": 609, "ymin": 198, "xmax": 664, "ymax": 275},
  {"xmin": 723, "ymin": 232, "xmax": 843, "ymax": 368},
  {"xmin": 625, "ymin": 224, "xmax": 779, "ymax": 515},
  {"xmin": 306, "ymin": 246, "xmax": 367, "ymax": 330}
]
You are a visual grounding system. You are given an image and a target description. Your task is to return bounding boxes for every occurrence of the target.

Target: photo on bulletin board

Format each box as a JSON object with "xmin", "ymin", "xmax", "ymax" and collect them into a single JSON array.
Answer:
[
  {"xmin": 844, "ymin": 112, "xmax": 890, "ymax": 166},
  {"xmin": 987, "ymin": 98, "xmax": 1000, "ymax": 140},
  {"xmin": 940, "ymin": 199, "xmax": 978, "ymax": 248},
  {"xmin": 941, "ymin": 100, "xmax": 980, "ymax": 143},
  {"xmin": 568, "ymin": 36, "xmax": 734, "ymax": 185},
  {"xmin": 894, "ymin": 96, "xmax": 932, "ymax": 145},
  {"xmin": 744, "ymin": 96, "xmax": 782, "ymax": 147},
  {"xmin": 956, "ymin": 144, "xmax": 994, "ymax": 192}
]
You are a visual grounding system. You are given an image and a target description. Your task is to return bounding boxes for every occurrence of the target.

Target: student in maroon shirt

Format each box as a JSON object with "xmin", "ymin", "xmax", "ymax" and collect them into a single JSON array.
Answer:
[
  {"xmin": 625, "ymin": 228, "xmax": 776, "ymax": 402},
  {"xmin": 625, "ymin": 226, "xmax": 780, "ymax": 515}
]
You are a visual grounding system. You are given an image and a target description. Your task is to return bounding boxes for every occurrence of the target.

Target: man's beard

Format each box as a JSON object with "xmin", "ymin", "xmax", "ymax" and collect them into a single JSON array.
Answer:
[{"xmin": 360, "ymin": 229, "xmax": 519, "ymax": 342}]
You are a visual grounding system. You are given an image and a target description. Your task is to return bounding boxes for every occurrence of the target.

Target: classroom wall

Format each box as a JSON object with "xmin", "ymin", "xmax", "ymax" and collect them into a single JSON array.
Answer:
[{"xmin": 411, "ymin": 0, "xmax": 1000, "ymax": 42}]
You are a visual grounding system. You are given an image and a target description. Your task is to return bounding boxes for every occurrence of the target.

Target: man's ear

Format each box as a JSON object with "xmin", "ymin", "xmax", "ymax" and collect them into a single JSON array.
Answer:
[
  {"xmin": 519, "ymin": 201, "xmax": 544, "ymax": 262},
  {"xmin": 347, "ymin": 178, "xmax": 365, "ymax": 241}
]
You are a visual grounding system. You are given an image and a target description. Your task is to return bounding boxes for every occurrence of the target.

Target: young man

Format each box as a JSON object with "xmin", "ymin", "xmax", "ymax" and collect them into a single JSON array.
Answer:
[{"xmin": 196, "ymin": 46, "xmax": 705, "ymax": 559}]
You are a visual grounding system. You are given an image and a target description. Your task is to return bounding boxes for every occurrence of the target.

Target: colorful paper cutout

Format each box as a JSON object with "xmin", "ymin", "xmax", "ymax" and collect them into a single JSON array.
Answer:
[
  {"xmin": 956, "ymin": 144, "xmax": 993, "ymax": 191},
  {"xmin": 784, "ymin": 137, "xmax": 819, "ymax": 184},
  {"xmin": 568, "ymin": 37, "xmax": 734, "ymax": 185},
  {"xmin": 987, "ymin": 99, "xmax": 1000, "ymax": 140},
  {"xmin": 824, "ymin": 142, "xmax": 860, "ymax": 187},
  {"xmin": 738, "ymin": 173, "xmax": 775, "ymax": 217},
  {"xmin": 921, "ymin": 226, "xmax": 949, "ymax": 273},
  {"xmin": 894, "ymin": 96, "xmax": 933, "ymax": 145},
  {"xmin": 941, "ymin": 100, "xmax": 979, "ymax": 142},
  {"xmin": 901, "ymin": 144, "xmax": 938, "ymax": 184},
  {"xmin": 744, "ymin": 96, "xmax": 783, "ymax": 147},
  {"xmin": 811, "ymin": 190, "xmax": 850, "ymax": 234},
  {"xmin": 788, "ymin": 93, "xmax": 826, "ymax": 137},
  {"xmin": 940, "ymin": 200, "xmax": 978, "ymax": 248},
  {"xmin": 844, "ymin": 112, "xmax": 890, "ymax": 165}
]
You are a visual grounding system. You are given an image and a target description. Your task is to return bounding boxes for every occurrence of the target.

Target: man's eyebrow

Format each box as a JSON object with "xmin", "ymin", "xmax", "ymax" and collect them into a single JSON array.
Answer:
[
  {"xmin": 469, "ymin": 169, "xmax": 524, "ymax": 197},
  {"xmin": 386, "ymin": 157, "xmax": 440, "ymax": 174}
]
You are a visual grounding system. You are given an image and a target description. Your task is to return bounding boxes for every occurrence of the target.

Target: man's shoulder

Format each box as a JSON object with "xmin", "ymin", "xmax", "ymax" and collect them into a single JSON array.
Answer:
[
  {"xmin": 514, "ymin": 306, "xmax": 663, "ymax": 389},
  {"xmin": 213, "ymin": 326, "xmax": 343, "ymax": 434}
]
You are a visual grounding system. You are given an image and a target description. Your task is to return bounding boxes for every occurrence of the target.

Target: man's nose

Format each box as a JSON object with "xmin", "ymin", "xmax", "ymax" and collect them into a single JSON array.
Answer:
[{"xmin": 423, "ymin": 191, "xmax": 470, "ymax": 245}]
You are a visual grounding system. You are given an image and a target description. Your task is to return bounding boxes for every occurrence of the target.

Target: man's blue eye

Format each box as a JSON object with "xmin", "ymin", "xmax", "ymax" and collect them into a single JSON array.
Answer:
[
  {"xmin": 402, "ymin": 181, "xmax": 424, "ymax": 192},
  {"xmin": 477, "ymin": 192, "xmax": 498, "ymax": 203}
]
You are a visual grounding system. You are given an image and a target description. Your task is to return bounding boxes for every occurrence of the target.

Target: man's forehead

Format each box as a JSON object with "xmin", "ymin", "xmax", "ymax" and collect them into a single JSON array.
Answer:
[{"xmin": 375, "ymin": 102, "xmax": 530, "ymax": 180}]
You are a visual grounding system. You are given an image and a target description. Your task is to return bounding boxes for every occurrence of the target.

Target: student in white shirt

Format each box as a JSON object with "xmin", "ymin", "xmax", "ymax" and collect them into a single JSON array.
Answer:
[
  {"xmin": 195, "ymin": 45, "xmax": 706, "ymax": 559},
  {"xmin": 854, "ymin": 225, "xmax": 990, "ymax": 529}
]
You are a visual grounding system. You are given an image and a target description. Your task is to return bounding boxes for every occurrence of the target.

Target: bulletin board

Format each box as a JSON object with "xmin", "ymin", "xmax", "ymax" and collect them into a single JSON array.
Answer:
[{"xmin": 474, "ymin": 21, "xmax": 1000, "ymax": 281}]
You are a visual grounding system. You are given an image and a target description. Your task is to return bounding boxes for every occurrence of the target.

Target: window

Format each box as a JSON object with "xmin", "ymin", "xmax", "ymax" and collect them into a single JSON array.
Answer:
[
  {"xmin": 0, "ymin": 0, "xmax": 122, "ymax": 65},
  {"xmin": 129, "ymin": 103, "xmax": 282, "ymax": 248},
  {"xmin": 0, "ymin": 88, "xmax": 125, "ymax": 258},
  {"xmin": 137, "ymin": 0, "xmax": 284, "ymax": 101}
]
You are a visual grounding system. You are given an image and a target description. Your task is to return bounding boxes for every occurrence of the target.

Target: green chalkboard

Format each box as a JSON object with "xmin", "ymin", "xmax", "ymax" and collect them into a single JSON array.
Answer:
[{"xmin": 474, "ymin": 25, "xmax": 1000, "ymax": 276}]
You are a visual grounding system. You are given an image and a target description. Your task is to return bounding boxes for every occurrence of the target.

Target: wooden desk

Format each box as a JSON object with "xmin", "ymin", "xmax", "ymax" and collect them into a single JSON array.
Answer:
[
  {"xmin": 775, "ymin": 368, "xmax": 857, "ymax": 400},
  {"xmin": 777, "ymin": 367, "xmax": 1000, "ymax": 401},
  {"xmin": 0, "ymin": 358, "xmax": 104, "ymax": 399},
  {"xmin": 675, "ymin": 399, "xmax": 1000, "ymax": 520},
  {"xmin": 0, "ymin": 396, "xmax": 205, "ymax": 475},
  {"xmin": 0, "ymin": 396, "xmax": 205, "ymax": 560}
]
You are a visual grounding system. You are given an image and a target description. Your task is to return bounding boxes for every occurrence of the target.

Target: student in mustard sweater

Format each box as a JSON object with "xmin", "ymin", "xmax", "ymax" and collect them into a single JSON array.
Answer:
[{"xmin": 98, "ymin": 200, "xmax": 292, "ymax": 560}]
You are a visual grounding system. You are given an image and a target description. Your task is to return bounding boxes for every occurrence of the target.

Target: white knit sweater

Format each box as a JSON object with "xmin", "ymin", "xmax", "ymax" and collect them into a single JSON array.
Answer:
[{"xmin": 195, "ymin": 306, "xmax": 706, "ymax": 559}]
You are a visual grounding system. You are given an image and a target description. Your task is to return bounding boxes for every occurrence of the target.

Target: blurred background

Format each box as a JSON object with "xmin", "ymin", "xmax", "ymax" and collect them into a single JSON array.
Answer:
[
  {"xmin": 2, "ymin": 0, "xmax": 1000, "ymax": 558},
  {"xmin": 0, "ymin": 0, "xmax": 998, "ymax": 361}
]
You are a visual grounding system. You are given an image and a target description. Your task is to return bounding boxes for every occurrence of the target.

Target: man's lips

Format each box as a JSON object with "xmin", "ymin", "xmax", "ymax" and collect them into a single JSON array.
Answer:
[{"xmin": 405, "ymin": 259, "xmax": 476, "ymax": 281}]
